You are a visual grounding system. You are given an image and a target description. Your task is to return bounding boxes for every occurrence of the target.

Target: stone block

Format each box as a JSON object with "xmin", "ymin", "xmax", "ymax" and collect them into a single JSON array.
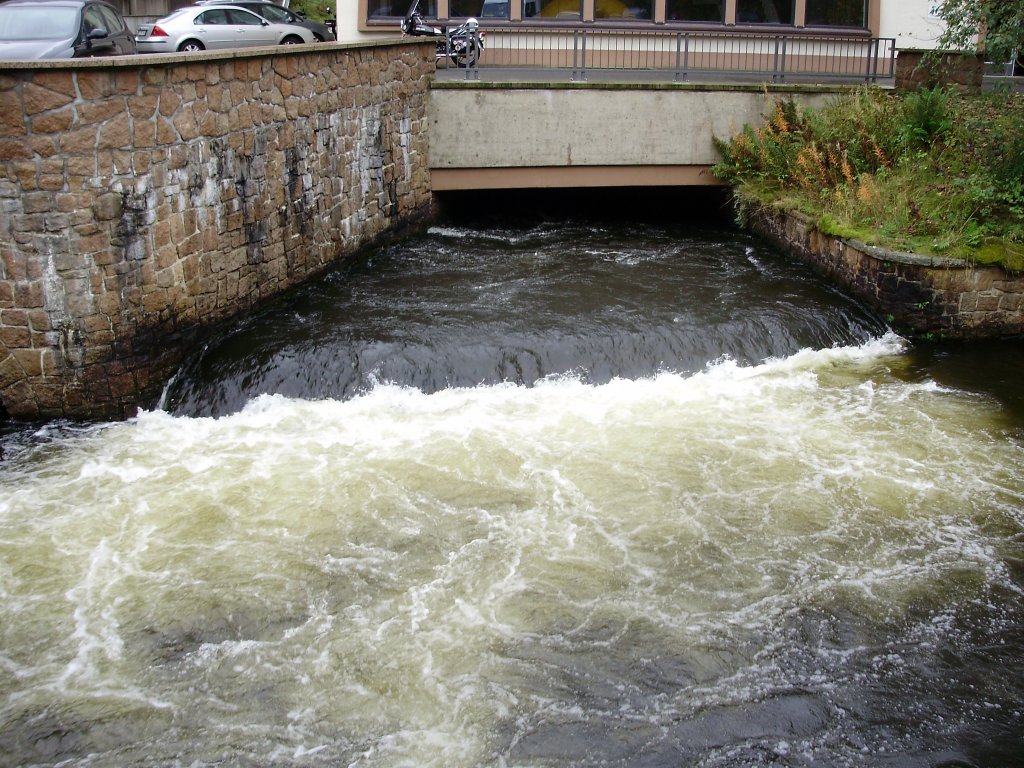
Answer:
[
  {"xmin": 998, "ymin": 293, "xmax": 1022, "ymax": 312},
  {"xmin": 128, "ymin": 93, "xmax": 159, "ymax": 120},
  {"xmin": 11, "ymin": 347, "xmax": 43, "ymax": 376},
  {"xmin": 26, "ymin": 308, "xmax": 51, "ymax": 332},
  {"xmin": 976, "ymin": 293, "xmax": 1001, "ymax": 311},
  {"xmin": 159, "ymin": 90, "xmax": 182, "ymax": 117},
  {"xmin": 0, "ymin": 138, "xmax": 32, "ymax": 161},
  {"xmin": 172, "ymin": 109, "xmax": 200, "ymax": 142},
  {"xmin": 141, "ymin": 67, "xmax": 166, "ymax": 88},
  {"xmin": 157, "ymin": 116, "xmax": 179, "ymax": 147},
  {"xmin": 30, "ymin": 107, "xmax": 75, "ymax": 134},
  {"xmin": 97, "ymin": 112, "xmax": 132, "ymax": 150},
  {"xmin": 23, "ymin": 81, "xmax": 75, "ymax": 115},
  {"xmin": 61, "ymin": 125, "xmax": 99, "ymax": 156},
  {"xmin": 79, "ymin": 98, "xmax": 126, "ymax": 125}
]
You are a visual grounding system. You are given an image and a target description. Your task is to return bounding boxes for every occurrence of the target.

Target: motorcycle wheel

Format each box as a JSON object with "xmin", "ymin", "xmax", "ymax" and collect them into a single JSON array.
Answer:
[{"xmin": 450, "ymin": 40, "xmax": 479, "ymax": 68}]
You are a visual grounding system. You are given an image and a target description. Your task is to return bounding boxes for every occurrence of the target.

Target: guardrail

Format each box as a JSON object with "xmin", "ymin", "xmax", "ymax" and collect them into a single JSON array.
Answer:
[{"xmin": 445, "ymin": 26, "xmax": 896, "ymax": 84}]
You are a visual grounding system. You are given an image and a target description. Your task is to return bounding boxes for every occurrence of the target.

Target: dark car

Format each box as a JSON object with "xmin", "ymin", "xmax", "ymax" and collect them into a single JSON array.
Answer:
[
  {"xmin": 197, "ymin": 0, "xmax": 335, "ymax": 41},
  {"xmin": 0, "ymin": 0, "xmax": 136, "ymax": 59}
]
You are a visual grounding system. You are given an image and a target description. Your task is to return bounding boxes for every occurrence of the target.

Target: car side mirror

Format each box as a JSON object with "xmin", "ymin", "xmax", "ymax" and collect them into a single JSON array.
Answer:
[{"xmin": 87, "ymin": 27, "xmax": 109, "ymax": 40}]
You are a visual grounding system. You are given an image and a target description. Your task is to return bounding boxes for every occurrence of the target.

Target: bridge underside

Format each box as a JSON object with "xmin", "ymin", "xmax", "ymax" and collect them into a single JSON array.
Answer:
[
  {"xmin": 430, "ymin": 165, "xmax": 721, "ymax": 190},
  {"xmin": 428, "ymin": 83, "xmax": 844, "ymax": 191}
]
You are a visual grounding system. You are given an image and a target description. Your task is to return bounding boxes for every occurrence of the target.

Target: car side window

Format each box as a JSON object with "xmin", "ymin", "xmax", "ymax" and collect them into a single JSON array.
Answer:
[
  {"xmin": 256, "ymin": 5, "xmax": 289, "ymax": 22},
  {"xmin": 82, "ymin": 6, "xmax": 106, "ymax": 34},
  {"xmin": 98, "ymin": 6, "xmax": 124, "ymax": 33},
  {"xmin": 197, "ymin": 9, "xmax": 229, "ymax": 24},
  {"xmin": 227, "ymin": 8, "xmax": 263, "ymax": 25}
]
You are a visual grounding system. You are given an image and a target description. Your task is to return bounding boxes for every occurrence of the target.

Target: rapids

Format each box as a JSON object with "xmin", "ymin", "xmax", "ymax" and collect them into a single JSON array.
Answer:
[{"xmin": 1, "ymin": 198, "xmax": 1022, "ymax": 767}]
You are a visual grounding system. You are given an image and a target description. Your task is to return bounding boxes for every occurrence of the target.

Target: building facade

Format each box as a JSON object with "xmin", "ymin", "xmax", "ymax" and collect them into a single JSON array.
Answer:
[{"xmin": 340, "ymin": 0, "xmax": 946, "ymax": 45}]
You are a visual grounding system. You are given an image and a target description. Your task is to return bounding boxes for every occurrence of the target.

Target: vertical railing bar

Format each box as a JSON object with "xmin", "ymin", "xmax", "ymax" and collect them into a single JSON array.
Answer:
[
  {"xmin": 572, "ymin": 28, "xmax": 579, "ymax": 80},
  {"xmin": 581, "ymin": 29, "xmax": 587, "ymax": 81},
  {"xmin": 674, "ymin": 32, "xmax": 681, "ymax": 81},
  {"xmin": 683, "ymin": 32, "xmax": 689, "ymax": 80}
]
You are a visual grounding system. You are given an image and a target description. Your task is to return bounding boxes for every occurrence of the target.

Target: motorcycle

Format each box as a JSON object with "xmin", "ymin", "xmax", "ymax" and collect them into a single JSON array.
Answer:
[{"xmin": 401, "ymin": 0, "xmax": 484, "ymax": 68}]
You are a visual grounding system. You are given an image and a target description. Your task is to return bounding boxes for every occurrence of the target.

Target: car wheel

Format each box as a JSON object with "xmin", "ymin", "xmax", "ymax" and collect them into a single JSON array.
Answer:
[
  {"xmin": 280, "ymin": 35, "xmax": 303, "ymax": 45},
  {"xmin": 178, "ymin": 39, "xmax": 205, "ymax": 52}
]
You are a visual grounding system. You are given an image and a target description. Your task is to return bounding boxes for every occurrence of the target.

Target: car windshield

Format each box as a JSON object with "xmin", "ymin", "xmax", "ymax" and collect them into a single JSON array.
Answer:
[{"xmin": 0, "ymin": 5, "xmax": 80, "ymax": 40}]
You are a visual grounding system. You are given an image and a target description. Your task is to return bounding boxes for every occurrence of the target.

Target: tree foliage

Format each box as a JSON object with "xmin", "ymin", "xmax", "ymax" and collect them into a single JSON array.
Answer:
[
  {"xmin": 288, "ymin": 0, "xmax": 332, "ymax": 23},
  {"xmin": 933, "ymin": 0, "xmax": 1024, "ymax": 62}
]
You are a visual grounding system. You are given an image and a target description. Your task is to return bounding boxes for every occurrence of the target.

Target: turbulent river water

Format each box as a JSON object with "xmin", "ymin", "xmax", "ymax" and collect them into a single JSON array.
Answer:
[{"xmin": 1, "ymin": 195, "xmax": 1023, "ymax": 767}]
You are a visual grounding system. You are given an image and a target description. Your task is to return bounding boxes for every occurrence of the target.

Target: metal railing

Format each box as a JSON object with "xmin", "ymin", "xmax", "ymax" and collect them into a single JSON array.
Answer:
[{"xmin": 444, "ymin": 26, "xmax": 896, "ymax": 84}]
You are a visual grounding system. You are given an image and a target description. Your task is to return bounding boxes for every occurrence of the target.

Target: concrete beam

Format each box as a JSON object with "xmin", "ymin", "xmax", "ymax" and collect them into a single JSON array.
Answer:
[
  {"xmin": 431, "ymin": 165, "xmax": 724, "ymax": 189},
  {"xmin": 428, "ymin": 82, "xmax": 845, "ymax": 189}
]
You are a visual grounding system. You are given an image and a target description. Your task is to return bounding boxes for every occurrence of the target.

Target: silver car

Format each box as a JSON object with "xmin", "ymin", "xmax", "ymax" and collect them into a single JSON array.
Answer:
[{"xmin": 135, "ymin": 4, "xmax": 315, "ymax": 53}]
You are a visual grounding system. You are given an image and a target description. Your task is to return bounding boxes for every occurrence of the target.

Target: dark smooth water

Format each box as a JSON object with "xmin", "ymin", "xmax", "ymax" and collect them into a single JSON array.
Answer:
[
  {"xmin": 1, "ymin": 191, "xmax": 1023, "ymax": 768},
  {"xmin": 160, "ymin": 196, "xmax": 891, "ymax": 417}
]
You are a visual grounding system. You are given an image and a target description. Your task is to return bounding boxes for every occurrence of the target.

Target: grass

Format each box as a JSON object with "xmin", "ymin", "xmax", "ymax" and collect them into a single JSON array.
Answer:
[{"xmin": 711, "ymin": 87, "xmax": 1024, "ymax": 271}]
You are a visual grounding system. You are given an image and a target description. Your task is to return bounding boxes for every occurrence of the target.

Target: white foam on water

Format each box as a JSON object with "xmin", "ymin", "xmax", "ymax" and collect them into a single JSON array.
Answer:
[{"xmin": 1, "ymin": 334, "xmax": 1022, "ymax": 766}]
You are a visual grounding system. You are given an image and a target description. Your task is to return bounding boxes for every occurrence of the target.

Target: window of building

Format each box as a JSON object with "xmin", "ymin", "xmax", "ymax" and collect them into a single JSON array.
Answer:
[
  {"xmin": 666, "ymin": 0, "xmax": 723, "ymax": 22},
  {"xmin": 450, "ymin": 0, "xmax": 484, "ymax": 16},
  {"xmin": 525, "ymin": 0, "xmax": 582, "ymax": 19},
  {"xmin": 804, "ymin": 0, "xmax": 865, "ymax": 27},
  {"xmin": 596, "ymin": 0, "xmax": 652, "ymax": 20},
  {"xmin": 366, "ymin": 0, "xmax": 876, "ymax": 29},
  {"xmin": 368, "ymin": 0, "xmax": 434, "ymax": 20},
  {"xmin": 479, "ymin": 0, "xmax": 510, "ymax": 18},
  {"xmin": 735, "ymin": 0, "xmax": 794, "ymax": 24}
]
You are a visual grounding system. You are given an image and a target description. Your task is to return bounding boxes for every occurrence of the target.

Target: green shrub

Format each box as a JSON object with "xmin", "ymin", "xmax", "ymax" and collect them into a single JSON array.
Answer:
[
  {"xmin": 899, "ymin": 86, "xmax": 953, "ymax": 150},
  {"xmin": 711, "ymin": 89, "xmax": 1024, "ymax": 265}
]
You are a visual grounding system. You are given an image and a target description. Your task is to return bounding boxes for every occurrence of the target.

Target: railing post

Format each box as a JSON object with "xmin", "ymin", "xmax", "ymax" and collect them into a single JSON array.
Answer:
[
  {"xmin": 464, "ymin": 22, "xmax": 481, "ymax": 81},
  {"xmin": 572, "ymin": 29, "xmax": 579, "ymax": 81},
  {"xmin": 581, "ymin": 29, "xmax": 588, "ymax": 81},
  {"xmin": 775, "ymin": 35, "xmax": 787, "ymax": 82},
  {"xmin": 682, "ymin": 32, "xmax": 690, "ymax": 81},
  {"xmin": 674, "ymin": 32, "xmax": 681, "ymax": 81},
  {"xmin": 864, "ymin": 37, "xmax": 876, "ymax": 83}
]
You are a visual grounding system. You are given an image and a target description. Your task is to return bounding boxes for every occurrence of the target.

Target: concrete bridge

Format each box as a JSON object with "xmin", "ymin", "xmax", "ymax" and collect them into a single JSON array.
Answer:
[{"xmin": 427, "ymin": 79, "xmax": 840, "ymax": 190}]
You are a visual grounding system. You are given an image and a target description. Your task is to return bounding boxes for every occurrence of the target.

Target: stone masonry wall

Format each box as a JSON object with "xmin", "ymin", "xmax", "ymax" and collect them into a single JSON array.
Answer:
[
  {"xmin": 0, "ymin": 40, "xmax": 435, "ymax": 420},
  {"xmin": 894, "ymin": 49, "xmax": 984, "ymax": 92},
  {"xmin": 745, "ymin": 201, "xmax": 1024, "ymax": 339}
]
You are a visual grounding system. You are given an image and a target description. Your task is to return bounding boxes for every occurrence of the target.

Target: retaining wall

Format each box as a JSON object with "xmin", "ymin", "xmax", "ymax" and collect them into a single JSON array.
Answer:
[
  {"xmin": 0, "ymin": 40, "xmax": 435, "ymax": 420},
  {"xmin": 745, "ymin": 201, "xmax": 1024, "ymax": 339},
  {"xmin": 894, "ymin": 49, "xmax": 984, "ymax": 92}
]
